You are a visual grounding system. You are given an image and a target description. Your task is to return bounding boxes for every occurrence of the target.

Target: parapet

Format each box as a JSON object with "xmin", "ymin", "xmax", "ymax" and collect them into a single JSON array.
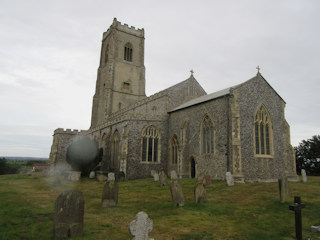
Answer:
[
  {"xmin": 53, "ymin": 128, "xmax": 87, "ymax": 135},
  {"xmin": 103, "ymin": 17, "xmax": 144, "ymax": 40}
]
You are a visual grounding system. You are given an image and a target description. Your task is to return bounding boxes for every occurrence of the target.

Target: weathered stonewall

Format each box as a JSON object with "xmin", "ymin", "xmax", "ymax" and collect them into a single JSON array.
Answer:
[
  {"xmin": 278, "ymin": 175, "xmax": 290, "ymax": 203},
  {"xmin": 226, "ymin": 172, "xmax": 234, "ymax": 186},
  {"xmin": 170, "ymin": 170, "xmax": 178, "ymax": 180},
  {"xmin": 89, "ymin": 171, "xmax": 95, "ymax": 179},
  {"xmin": 194, "ymin": 183, "xmax": 206, "ymax": 203},
  {"xmin": 159, "ymin": 170, "xmax": 168, "ymax": 186},
  {"xmin": 53, "ymin": 189, "xmax": 84, "ymax": 239},
  {"xmin": 129, "ymin": 211, "xmax": 154, "ymax": 240},
  {"xmin": 301, "ymin": 169, "xmax": 307, "ymax": 183},
  {"xmin": 153, "ymin": 173, "xmax": 159, "ymax": 182},
  {"xmin": 101, "ymin": 173, "xmax": 118, "ymax": 207},
  {"xmin": 170, "ymin": 180, "xmax": 184, "ymax": 207}
]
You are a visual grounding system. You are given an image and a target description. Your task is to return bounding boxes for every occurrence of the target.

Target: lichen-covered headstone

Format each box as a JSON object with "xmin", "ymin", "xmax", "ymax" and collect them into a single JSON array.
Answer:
[
  {"xmin": 194, "ymin": 183, "xmax": 206, "ymax": 203},
  {"xmin": 53, "ymin": 189, "xmax": 84, "ymax": 239},
  {"xmin": 170, "ymin": 170, "xmax": 178, "ymax": 179},
  {"xmin": 101, "ymin": 173, "xmax": 118, "ymax": 207},
  {"xmin": 197, "ymin": 174, "xmax": 211, "ymax": 187},
  {"xmin": 129, "ymin": 211, "xmax": 153, "ymax": 240},
  {"xmin": 278, "ymin": 175, "xmax": 289, "ymax": 203},
  {"xmin": 301, "ymin": 169, "xmax": 307, "ymax": 182},
  {"xmin": 153, "ymin": 173, "xmax": 159, "ymax": 182},
  {"xmin": 89, "ymin": 171, "xmax": 95, "ymax": 179},
  {"xmin": 226, "ymin": 172, "xmax": 234, "ymax": 186},
  {"xmin": 159, "ymin": 170, "xmax": 168, "ymax": 186},
  {"xmin": 170, "ymin": 180, "xmax": 184, "ymax": 207}
]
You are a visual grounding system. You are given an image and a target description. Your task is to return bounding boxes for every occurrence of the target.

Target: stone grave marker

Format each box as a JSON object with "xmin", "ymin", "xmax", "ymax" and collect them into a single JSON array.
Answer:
[
  {"xmin": 151, "ymin": 170, "xmax": 156, "ymax": 177},
  {"xmin": 278, "ymin": 175, "xmax": 289, "ymax": 203},
  {"xmin": 170, "ymin": 180, "xmax": 184, "ymax": 207},
  {"xmin": 153, "ymin": 173, "xmax": 159, "ymax": 182},
  {"xmin": 194, "ymin": 183, "xmax": 206, "ymax": 203},
  {"xmin": 170, "ymin": 170, "xmax": 178, "ymax": 180},
  {"xmin": 226, "ymin": 172, "xmax": 234, "ymax": 186},
  {"xmin": 101, "ymin": 173, "xmax": 118, "ymax": 208},
  {"xmin": 159, "ymin": 170, "xmax": 168, "ymax": 186},
  {"xmin": 89, "ymin": 171, "xmax": 95, "ymax": 179},
  {"xmin": 301, "ymin": 169, "xmax": 307, "ymax": 182},
  {"xmin": 53, "ymin": 189, "xmax": 84, "ymax": 239},
  {"xmin": 197, "ymin": 174, "xmax": 211, "ymax": 187},
  {"xmin": 129, "ymin": 211, "xmax": 154, "ymax": 240},
  {"xmin": 96, "ymin": 171, "xmax": 108, "ymax": 182}
]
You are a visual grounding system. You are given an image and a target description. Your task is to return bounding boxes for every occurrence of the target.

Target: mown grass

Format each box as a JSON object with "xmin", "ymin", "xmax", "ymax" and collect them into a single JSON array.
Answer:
[{"xmin": 0, "ymin": 174, "xmax": 319, "ymax": 240}]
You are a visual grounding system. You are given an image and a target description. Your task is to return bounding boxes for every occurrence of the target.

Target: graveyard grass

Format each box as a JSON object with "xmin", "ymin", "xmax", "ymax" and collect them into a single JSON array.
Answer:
[{"xmin": 0, "ymin": 174, "xmax": 320, "ymax": 240}]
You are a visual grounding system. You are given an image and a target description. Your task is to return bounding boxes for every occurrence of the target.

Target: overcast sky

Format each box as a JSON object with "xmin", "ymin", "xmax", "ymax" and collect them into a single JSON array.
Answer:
[{"xmin": 0, "ymin": 0, "xmax": 319, "ymax": 158}]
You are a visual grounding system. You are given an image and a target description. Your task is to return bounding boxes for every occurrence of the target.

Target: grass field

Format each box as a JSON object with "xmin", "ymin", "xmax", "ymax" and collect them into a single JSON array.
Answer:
[{"xmin": 0, "ymin": 173, "xmax": 319, "ymax": 240}]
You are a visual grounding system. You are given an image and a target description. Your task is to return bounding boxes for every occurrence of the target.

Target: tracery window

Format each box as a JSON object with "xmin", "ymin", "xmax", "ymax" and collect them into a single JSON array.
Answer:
[
  {"xmin": 124, "ymin": 43, "xmax": 133, "ymax": 62},
  {"xmin": 170, "ymin": 136, "xmax": 179, "ymax": 165},
  {"xmin": 111, "ymin": 130, "xmax": 120, "ymax": 169},
  {"xmin": 201, "ymin": 115, "xmax": 214, "ymax": 154},
  {"xmin": 254, "ymin": 105, "xmax": 273, "ymax": 155},
  {"xmin": 141, "ymin": 126, "xmax": 159, "ymax": 163}
]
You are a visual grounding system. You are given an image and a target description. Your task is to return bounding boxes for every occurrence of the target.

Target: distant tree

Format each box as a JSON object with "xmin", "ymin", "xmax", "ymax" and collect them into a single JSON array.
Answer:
[
  {"xmin": 0, "ymin": 158, "xmax": 7, "ymax": 174},
  {"xmin": 295, "ymin": 135, "xmax": 320, "ymax": 176},
  {"xmin": 0, "ymin": 158, "xmax": 20, "ymax": 175},
  {"xmin": 66, "ymin": 137, "xmax": 100, "ymax": 176}
]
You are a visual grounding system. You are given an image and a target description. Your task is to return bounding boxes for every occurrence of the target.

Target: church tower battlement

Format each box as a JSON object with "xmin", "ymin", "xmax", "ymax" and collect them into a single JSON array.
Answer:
[{"xmin": 91, "ymin": 18, "xmax": 146, "ymax": 128}]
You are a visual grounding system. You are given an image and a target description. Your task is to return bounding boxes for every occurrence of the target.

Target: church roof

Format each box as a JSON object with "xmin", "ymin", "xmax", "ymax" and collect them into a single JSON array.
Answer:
[{"xmin": 169, "ymin": 86, "xmax": 232, "ymax": 113}]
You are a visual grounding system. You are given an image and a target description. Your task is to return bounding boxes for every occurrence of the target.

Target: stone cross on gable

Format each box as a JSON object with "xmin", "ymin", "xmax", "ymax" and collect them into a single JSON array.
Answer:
[
  {"xmin": 129, "ymin": 211, "xmax": 153, "ymax": 240},
  {"xmin": 190, "ymin": 69, "xmax": 194, "ymax": 76},
  {"xmin": 256, "ymin": 65, "xmax": 261, "ymax": 73},
  {"xmin": 289, "ymin": 196, "xmax": 306, "ymax": 240}
]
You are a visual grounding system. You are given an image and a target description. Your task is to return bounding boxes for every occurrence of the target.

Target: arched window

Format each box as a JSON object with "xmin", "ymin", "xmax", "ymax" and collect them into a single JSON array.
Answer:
[
  {"xmin": 141, "ymin": 126, "xmax": 159, "ymax": 163},
  {"xmin": 105, "ymin": 44, "xmax": 109, "ymax": 63},
  {"xmin": 111, "ymin": 130, "xmax": 120, "ymax": 169},
  {"xmin": 124, "ymin": 43, "xmax": 133, "ymax": 62},
  {"xmin": 170, "ymin": 136, "xmax": 179, "ymax": 165},
  {"xmin": 254, "ymin": 105, "xmax": 273, "ymax": 155},
  {"xmin": 201, "ymin": 115, "xmax": 214, "ymax": 154}
]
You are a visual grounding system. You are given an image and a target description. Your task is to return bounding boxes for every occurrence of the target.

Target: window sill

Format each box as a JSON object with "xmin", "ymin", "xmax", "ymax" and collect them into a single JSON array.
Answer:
[{"xmin": 254, "ymin": 154, "xmax": 274, "ymax": 159}]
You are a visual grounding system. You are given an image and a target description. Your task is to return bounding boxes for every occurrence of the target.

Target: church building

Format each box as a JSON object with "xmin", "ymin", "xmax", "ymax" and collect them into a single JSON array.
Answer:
[{"xmin": 49, "ymin": 18, "xmax": 298, "ymax": 182}]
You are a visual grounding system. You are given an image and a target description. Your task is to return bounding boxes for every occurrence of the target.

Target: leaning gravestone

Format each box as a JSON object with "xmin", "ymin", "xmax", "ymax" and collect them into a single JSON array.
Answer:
[
  {"xmin": 170, "ymin": 170, "xmax": 178, "ymax": 180},
  {"xmin": 301, "ymin": 169, "xmax": 307, "ymax": 183},
  {"xmin": 153, "ymin": 173, "xmax": 159, "ymax": 182},
  {"xmin": 129, "ymin": 211, "xmax": 154, "ymax": 240},
  {"xmin": 170, "ymin": 180, "xmax": 185, "ymax": 207},
  {"xmin": 159, "ymin": 171, "xmax": 168, "ymax": 186},
  {"xmin": 53, "ymin": 189, "xmax": 84, "ymax": 239},
  {"xmin": 278, "ymin": 175, "xmax": 290, "ymax": 203},
  {"xmin": 194, "ymin": 183, "xmax": 206, "ymax": 203},
  {"xmin": 101, "ymin": 173, "xmax": 118, "ymax": 207},
  {"xmin": 226, "ymin": 172, "xmax": 234, "ymax": 186},
  {"xmin": 89, "ymin": 171, "xmax": 95, "ymax": 179}
]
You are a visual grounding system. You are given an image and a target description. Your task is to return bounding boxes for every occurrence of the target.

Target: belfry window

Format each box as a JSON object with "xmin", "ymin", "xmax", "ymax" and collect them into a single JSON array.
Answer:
[
  {"xmin": 141, "ymin": 126, "xmax": 160, "ymax": 163},
  {"xmin": 170, "ymin": 136, "xmax": 179, "ymax": 165},
  {"xmin": 254, "ymin": 105, "xmax": 273, "ymax": 155},
  {"xmin": 201, "ymin": 115, "xmax": 214, "ymax": 154},
  {"xmin": 124, "ymin": 43, "xmax": 133, "ymax": 62}
]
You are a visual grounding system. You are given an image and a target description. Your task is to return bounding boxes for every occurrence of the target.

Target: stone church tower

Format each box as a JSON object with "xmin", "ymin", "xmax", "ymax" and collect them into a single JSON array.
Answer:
[{"xmin": 91, "ymin": 18, "xmax": 146, "ymax": 128}]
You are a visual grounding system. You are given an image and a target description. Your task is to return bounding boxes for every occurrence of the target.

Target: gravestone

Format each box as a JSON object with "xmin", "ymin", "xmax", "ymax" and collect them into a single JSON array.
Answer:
[
  {"xmin": 129, "ymin": 211, "xmax": 154, "ymax": 240},
  {"xmin": 226, "ymin": 172, "xmax": 234, "ymax": 186},
  {"xmin": 68, "ymin": 171, "xmax": 81, "ymax": 181},
  {"xmin": 301, "ymin": 169, "xmax": 307, "ymax": 182},
  {"xmin": 170, "ymin": 170, "xmax": 178, "ymax": 180},
  {"xmin": 53, "ymin": 189, "xmax": 84, "ymax": 239},
  {"xmin": 159, "ymin": 171, "xmax": 168, "ymax": 186},
  {"xmin": 153, "ymin": 173, "xmax": 159, "ymax": 182},
  {"xmin": 289, "ymin": 196, "xmax": 306, "ymax": 240},
  {"xmin": 194, "ymin": 183, "xmax": 206, "ymax": 203},
  {"xmin": 101, "ymin": 173, "xmax": 118, "ymax": 207},
  {"xmin": 197, "ymin": 174, "xmax": 211, "ymax": 187},
  {"xmin": 96, "ymin": 171, "xmax": 108, "ymax": 182},
  {"xmin": 278, "ymin": 175, "xmax": 290, "ymax": 203},
  {"xmin": 89, "ymin": 171, "xmax": 95, "ymax": 179},
  {"xmin": 170, "ymin": 180, "xmax": 184, "ymax": 207},
  {"xmin": 150, "ymin": 170, "xmax": 156, "ymax": 177}
]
